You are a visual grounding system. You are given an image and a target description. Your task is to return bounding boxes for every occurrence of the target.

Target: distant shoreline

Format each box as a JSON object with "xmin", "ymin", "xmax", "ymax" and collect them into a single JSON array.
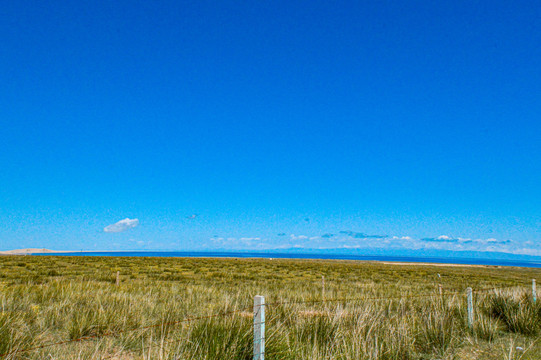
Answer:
[
  {"xmin": 0, "ymin": 248, "xmax": 75, "ymax": 255},
  {"xmin": 0, "ymin": 248, "xmax": 143, "ymax": 255},
  {"xmin": 8, "ymin": 249, "xmax": 539, "ymax": 268}
]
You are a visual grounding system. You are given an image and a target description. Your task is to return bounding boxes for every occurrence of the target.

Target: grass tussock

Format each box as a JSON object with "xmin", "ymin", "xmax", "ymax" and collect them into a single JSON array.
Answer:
[{"xmin": 485, "ymin": 290, "xmax": 541, "ymax": 336}]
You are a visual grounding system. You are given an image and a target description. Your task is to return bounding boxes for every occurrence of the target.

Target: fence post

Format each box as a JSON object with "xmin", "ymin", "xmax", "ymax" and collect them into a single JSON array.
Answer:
[
  {"xmin": 533, "ymin": 279, "xmax": 537, "ymax": 304},
  {"xmin": 254, "ymin": 295, "xmax": 265, "ymax": 360},
  {"xmin": 322, "ymin": 276, "xmax": 325, "ymax": 300},
  {"xmin": 116, "ymin": 271, "xmax": 120, "ymax": 286},
  {"xmin": 467, "ymin": 287, "xmax": 473, "ymax": 329}
]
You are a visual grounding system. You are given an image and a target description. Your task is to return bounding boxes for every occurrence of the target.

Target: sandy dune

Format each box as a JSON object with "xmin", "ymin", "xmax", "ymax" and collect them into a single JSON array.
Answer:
[{"xmin": 0, "ymin": 248, "xmax": 62, "ymax": 255}]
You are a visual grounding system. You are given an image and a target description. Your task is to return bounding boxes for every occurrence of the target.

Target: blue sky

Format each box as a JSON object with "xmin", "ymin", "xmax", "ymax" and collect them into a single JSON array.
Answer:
[{"xmin": 1, "ymin": 1, "xmax": 540, "ymax": 256}]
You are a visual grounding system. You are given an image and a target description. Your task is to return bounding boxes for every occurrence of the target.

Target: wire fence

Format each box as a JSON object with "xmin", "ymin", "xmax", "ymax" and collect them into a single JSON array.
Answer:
[{"xmin": 0, "ymin": 281, "xmax": 535, "ymax": 359}]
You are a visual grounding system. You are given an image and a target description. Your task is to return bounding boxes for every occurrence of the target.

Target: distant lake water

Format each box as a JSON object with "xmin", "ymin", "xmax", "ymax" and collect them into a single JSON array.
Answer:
[{"xmin": 34, "ymin": 251, "xmax": 541, "ymax": 268}]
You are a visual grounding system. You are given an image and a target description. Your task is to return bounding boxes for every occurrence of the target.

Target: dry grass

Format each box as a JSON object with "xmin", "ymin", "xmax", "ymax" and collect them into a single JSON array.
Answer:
[{"xmin": 0, "ymin": 256, "xmax": 539, "ymax": 359}]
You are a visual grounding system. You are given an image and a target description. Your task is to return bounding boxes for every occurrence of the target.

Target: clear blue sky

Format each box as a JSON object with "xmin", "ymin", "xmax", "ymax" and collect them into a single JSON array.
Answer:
[{"xmin": 1, "ymin": 1, "xmax": 540, "ymax": 256}]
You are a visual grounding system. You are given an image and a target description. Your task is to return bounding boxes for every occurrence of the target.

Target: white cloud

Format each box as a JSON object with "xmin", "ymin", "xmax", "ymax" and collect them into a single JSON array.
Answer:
[
  {"xmin": 206, "ymin": 236, "xmax": 273, "ymax": 249},
  {"xmin": 240, "ymin": 237, "xmax": 261, "ymax": 242},
  {"xmin": 200, "ymin": 231, "xmax": 539, "ymax": 258},
  {"xmin": 129, "ymin": 239, "xmax": 151, "ymax": 247},
  {"xmin": 104, "ymin": 218, "xmax": 139, "ymax": 233}
]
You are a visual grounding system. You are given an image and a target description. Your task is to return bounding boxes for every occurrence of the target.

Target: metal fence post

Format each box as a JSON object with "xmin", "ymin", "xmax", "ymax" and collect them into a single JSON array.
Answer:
[
  {"xmin": 533, "ymin": 279, "xmax": 537, "ymax": 304},
  {"xmin": 254, "ymin": 295, "xmax": 265, "ymax": 360},
  {"xmin": 467, "ymin": 287, "xmax": 473, "ymax": 329}
]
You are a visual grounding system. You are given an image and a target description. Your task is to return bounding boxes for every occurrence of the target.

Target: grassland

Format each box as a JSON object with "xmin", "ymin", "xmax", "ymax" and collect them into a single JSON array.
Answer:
[{"xmin": 0, "ymin": 255, "xmax": 540, "ymax": 359}]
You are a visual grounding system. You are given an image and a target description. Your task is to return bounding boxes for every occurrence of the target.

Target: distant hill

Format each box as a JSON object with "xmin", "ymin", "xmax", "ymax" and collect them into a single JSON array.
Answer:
[{"xmin": 0, "ymin": 248, "xmax": 60, "ymax": 255}]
